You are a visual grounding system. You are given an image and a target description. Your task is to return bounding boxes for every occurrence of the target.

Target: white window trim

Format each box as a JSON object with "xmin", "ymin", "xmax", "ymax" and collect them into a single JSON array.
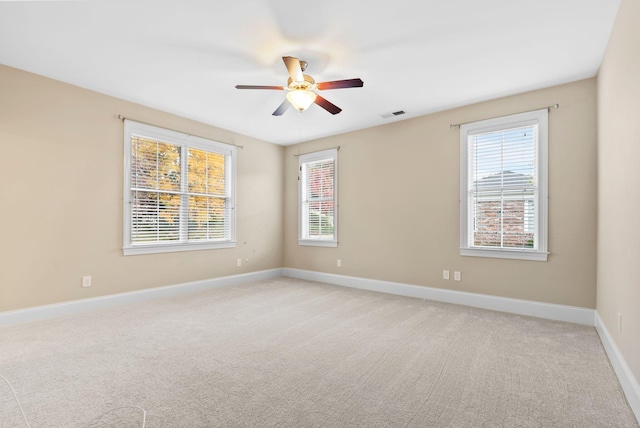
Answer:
[
  {"xmin": 123, "ymin": 120, "xmax": 236, "ymax": 255},
  {"xmin": 298, "ymin": 148, "xmax": 338, "ymax": 248},
  {"xmin": 460, "ymin": 109, "xmax": 548, "ymax": 261}
]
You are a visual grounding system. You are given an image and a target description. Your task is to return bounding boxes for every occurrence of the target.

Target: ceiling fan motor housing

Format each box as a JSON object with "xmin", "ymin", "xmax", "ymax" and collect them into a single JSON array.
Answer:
[{"xmin": 287, "ymin": 74, "xmax": 316, "ymax": 91}]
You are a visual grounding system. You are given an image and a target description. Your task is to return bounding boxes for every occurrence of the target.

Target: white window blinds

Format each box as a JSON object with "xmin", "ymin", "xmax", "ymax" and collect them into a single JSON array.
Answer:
[
  {"xmin": 186, "ymin": 148, "xmax": 230, "ymax": 241},
  {"xmin": 130, "ymin": 136, "xmax": 182, "ymax": 243},
  {"xmin": 460, "ymin": 109, "xmax": 548, "ymax": 261},
  {"xmin": 468, "ymin": 125, "xmax": 538, "ymax": 249},
  {"xmin": 299, "ymin": 149, "xmax": 338, "ymax": 246},
  {"xmin": 124, "ymin": 120, "xmax": 236, "ymax": 255}
]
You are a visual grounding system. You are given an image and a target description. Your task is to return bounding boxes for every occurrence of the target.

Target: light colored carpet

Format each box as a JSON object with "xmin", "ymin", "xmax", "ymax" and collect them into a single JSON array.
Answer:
[{"xmin": 0, "ymin": 277, "xmax": 637, "ymax": 427}]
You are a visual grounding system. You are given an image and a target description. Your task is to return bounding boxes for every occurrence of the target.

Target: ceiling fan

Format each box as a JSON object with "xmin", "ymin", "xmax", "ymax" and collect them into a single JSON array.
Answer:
[{"xmin": 235, "ymin": 56, "xmax": 364, "ymax": 116}]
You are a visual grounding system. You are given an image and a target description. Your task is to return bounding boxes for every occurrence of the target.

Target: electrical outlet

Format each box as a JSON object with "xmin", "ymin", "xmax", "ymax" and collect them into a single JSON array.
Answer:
[
  {"xmin": 337, "ymin": 259, "xmax": 342, "ymax": 267},
  {"xmin": 443, "ymin": 270, "xmax": 450, "ymax": 280},
  {"xmin": 82, "ymin": 276, "xmax": 92, "ymax": 287},
  {"xmin": 454, "ymin": 271, "xmax": 461, "ymax": 281},
  {"xmin": 236, "ymin": 258, "xmax": 242, "ymax": 267}
]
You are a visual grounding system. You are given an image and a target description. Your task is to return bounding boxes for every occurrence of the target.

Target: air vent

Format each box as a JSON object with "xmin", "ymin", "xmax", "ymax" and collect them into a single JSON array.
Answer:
[{"xmin": 380, "ymin": 110, "xmax": 407, "ymax": 119}]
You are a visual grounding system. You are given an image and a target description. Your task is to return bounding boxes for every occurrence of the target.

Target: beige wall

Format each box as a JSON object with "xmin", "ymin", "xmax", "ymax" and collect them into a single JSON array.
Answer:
[
  {"xmin": 597, "ymin": 0, "xmax": 640, "ymax": 383},
  {"xmin": 0, "ymin": 65, "xmax": 284, "ymax": 312},
  {"xmin": 0, "ymin": 63, "xmax": 602, "ymax": 313},
  {"xmin": 284, "ymin": 78, "xmax": 598, "ymax": 308}
]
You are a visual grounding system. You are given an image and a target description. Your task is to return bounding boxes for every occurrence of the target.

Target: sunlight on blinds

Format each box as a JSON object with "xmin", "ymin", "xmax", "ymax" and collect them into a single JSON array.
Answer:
[
  {"xmin": 130, "ymin": 136, "xmax": 181, "ymax": 244},
  {"xmin": 129, "ymin": 135, "xmax": 230, "ymax": 245}
]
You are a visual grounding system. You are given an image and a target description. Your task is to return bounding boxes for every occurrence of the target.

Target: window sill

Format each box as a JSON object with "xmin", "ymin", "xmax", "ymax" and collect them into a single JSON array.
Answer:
[
  {"xmin": 298, "ymin": 239, "xmax": 338, "ymax": 248},
  {"xmin": 460, "ymin": 247, "xmax": 548, "ymax": 261},
  {"xmin": 123, "ymin": 241, "xmax": 236, "ymax": 256}
]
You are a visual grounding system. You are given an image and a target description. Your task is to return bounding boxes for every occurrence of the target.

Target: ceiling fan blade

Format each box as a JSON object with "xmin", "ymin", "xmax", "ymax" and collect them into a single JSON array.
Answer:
[
  {"xmin": 235, "ymin": 85, "xmax": 285, "ymax": 90},
  {"xmin": 316, "ymin": 78, "xmax": 364, "ymax": 90},
  {"xmin": 314, "ymin": 95, "xmax": 342, "ymax": 115},
  {"xmin": 282, "ymin": 56, "xmax": 304, "ymax": 82},
  {"xmin": 272, "ymin": 99, "xmax": 291, "ymax": 116}
]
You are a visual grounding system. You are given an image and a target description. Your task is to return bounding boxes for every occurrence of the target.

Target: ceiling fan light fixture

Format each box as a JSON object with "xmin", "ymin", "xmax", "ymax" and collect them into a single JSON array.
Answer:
[{"xmin": 286, "ymin": 89, "xmax": 317, "ymax": 111}]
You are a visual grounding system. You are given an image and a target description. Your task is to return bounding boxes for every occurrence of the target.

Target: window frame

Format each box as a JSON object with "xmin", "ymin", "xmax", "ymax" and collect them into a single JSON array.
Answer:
[
  {"xmin": 460, "ymin": 109, "xmax": 548, "ymax": 261},
  {"xmin": 298, "ymin": 148, "xmax": 338, "ymax": 248},
  {"xmin": 123, "ymin": 120, "xmax": 236, "ymax": 255}
]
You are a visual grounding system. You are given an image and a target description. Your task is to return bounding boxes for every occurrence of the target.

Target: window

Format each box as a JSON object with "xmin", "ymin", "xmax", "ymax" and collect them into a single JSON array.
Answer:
[
  {"xmin": 299, "ymin": 148, "xmax": 338, "ymax": 247},
  {"xmin": 123, "ymin": 120, "xmax": 236, "ymax": 255},
  {"xmin": 460, "ymin": 109, "xmax": 548, "ymax": 261}
]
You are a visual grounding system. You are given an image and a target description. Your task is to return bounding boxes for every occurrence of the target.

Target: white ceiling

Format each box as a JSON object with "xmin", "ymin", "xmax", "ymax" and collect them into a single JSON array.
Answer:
[{"xmin": 0, "ymin": 0, "xmax": 620, "ymax": 146}]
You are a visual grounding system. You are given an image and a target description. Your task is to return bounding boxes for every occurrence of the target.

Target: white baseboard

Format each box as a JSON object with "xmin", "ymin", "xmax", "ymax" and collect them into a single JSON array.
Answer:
[
  {"xmin": 2, "ymin": 267, "xmax": 595, "ymax": 327},
  {"xmin": 595, "ymin": 312, "xmax": 640, "ymax": 422},
  {"xmin": 3, "ymin": 267, "xmax": 594, "ymax": 327},
  {"xmin": 282, "ymin": 268, "xmax": 595, "ymax": 326},
  {"xmin": 0, "ymin": 268, "xmax": 284, "ymax": 326}
]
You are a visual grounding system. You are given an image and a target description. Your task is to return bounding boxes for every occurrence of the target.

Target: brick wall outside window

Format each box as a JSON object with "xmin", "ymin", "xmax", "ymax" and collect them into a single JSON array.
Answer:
[{"xmin": 474, "ymin": 200, "xmax": 534, "ymax": 247}]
